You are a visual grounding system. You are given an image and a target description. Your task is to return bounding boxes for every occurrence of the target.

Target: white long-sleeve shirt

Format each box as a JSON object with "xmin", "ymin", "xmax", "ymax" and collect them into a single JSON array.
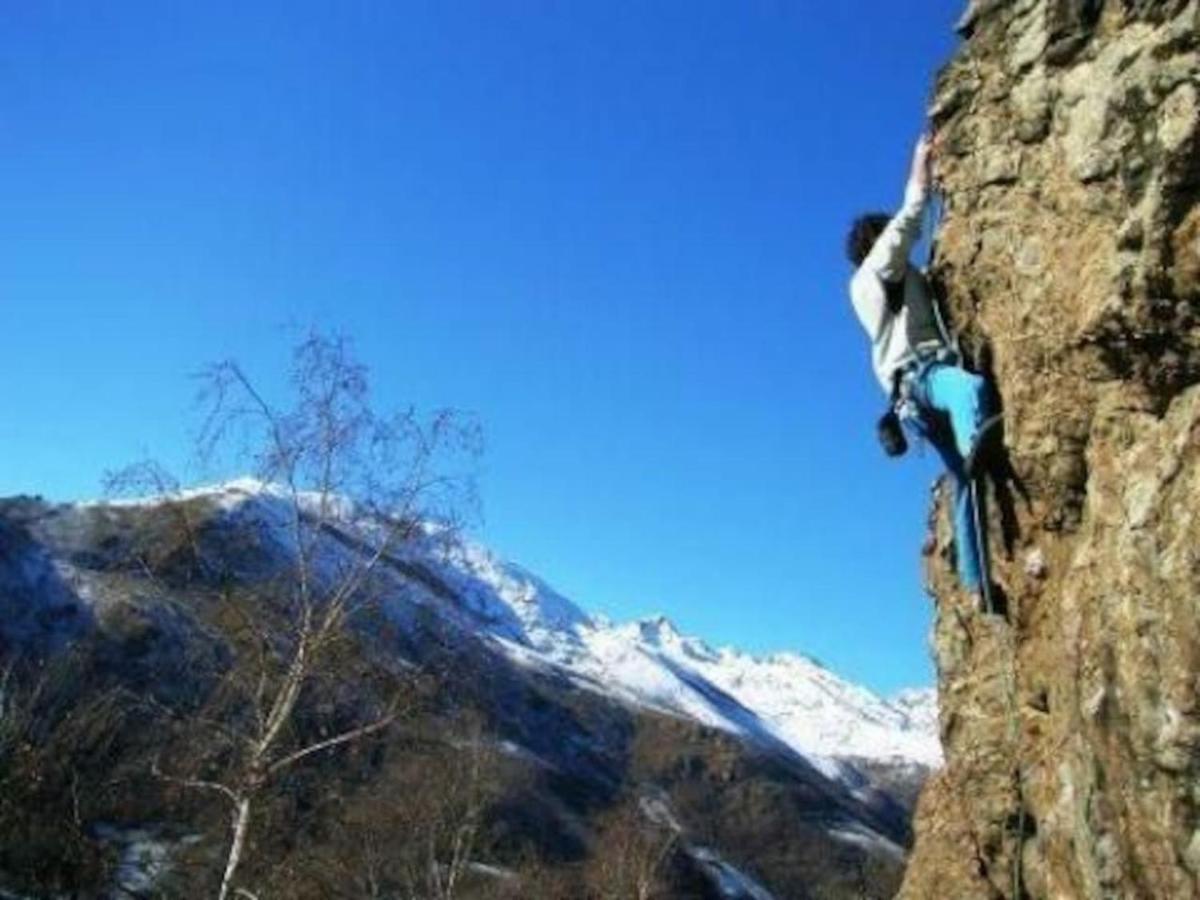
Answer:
[{"xmin": 848, "ymin": 181, "xmax": 938, "ymax": 393}]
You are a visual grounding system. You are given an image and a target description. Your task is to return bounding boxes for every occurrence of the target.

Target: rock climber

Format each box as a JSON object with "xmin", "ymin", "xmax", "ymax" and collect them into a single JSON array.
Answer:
[{"xmin": 845, "ymin": 133, "xmax": 1000, "ymax": 604}]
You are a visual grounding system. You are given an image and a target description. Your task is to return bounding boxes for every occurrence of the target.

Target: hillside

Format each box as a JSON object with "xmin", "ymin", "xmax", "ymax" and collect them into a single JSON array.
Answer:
[{"xmin": 0, "ymin": 484, "xmax": 935, "ymax": 899}]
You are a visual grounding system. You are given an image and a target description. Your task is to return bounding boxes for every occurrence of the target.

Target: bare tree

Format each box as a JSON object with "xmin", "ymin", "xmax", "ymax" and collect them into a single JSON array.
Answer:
[
  {"xmin": 584, "ymin": 794, "xmax": 679, "ymax": 900},
  {"xmin": 109, "ymin": 332, "xmax": 481, "ymax": 900},
  {"xmin": 399, "ymin": 715, "xmax": 498, "ymax": 900},
  {"xmin": 0, "ymin": 651, "xmax": 130, "ymax": 894},
  {"xmin": 303, "ymin": 710, "xmax": 504, "ymax": 900}
]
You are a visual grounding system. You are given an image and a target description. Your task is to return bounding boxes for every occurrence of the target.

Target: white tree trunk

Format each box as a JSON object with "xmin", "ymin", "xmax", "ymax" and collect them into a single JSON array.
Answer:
[{"xmin": 217, "ymin": 796, "xmax": 253, "ymax": 900}]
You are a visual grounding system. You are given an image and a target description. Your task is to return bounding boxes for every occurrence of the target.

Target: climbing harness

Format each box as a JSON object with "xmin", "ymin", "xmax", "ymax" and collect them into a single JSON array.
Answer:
[{"xmin": 890, "ymin": 192, "xmax": 963, "ymax": 426}]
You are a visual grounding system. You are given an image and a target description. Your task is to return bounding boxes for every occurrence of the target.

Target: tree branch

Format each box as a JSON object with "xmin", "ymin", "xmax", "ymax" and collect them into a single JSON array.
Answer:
[
  {"xmin": 266, "ymin": 711, "xmax": 400, "ymax": 778},
  {"xmin": 151, "ymin": 757, "xmax": 239, "ymax": 806}
]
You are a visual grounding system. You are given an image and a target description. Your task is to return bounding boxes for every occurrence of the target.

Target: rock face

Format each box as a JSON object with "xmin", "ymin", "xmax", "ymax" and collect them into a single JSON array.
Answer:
[{"xmin": 900, "ymin": 2, "xmax": 1199, "ymax": 898}]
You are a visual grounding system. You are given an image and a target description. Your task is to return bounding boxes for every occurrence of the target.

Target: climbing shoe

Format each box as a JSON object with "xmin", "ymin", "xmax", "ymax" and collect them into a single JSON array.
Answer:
[
  {"xmin": 979, "ymin": 580, "xmax": 1009, "ymax": 619},
  {"xmin": 964, "ymin": 413, "xmax": 1004, "ymax": 481}
]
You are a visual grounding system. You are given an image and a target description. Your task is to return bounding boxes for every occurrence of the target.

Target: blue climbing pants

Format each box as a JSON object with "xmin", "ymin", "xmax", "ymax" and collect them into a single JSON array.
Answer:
[{"xmin": 905, "ymin": 362, "xmax": 990, "ymax": 590}]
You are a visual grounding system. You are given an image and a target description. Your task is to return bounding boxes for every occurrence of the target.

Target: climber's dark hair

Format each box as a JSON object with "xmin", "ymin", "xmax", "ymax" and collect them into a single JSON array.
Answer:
[{"xmin": 846, "ymin": 212, "xmax": 892, "ymax": 267}]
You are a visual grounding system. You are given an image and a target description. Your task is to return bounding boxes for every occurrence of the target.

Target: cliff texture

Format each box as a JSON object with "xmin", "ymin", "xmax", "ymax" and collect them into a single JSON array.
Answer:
[{"xmin": 900, "ymin": 2, "xmax": 1199, "ymax": 898}]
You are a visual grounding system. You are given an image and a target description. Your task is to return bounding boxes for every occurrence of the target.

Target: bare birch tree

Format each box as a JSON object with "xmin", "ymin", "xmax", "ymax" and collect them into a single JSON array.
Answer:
[
  {"xmin": 584, "ymin": 794, "xmax": 679, "ymax": 900},
  {"xmin": 109, "ymin": 332, "xmax": 480, "ymax": 900},
  {"xmin": 294, "ymin": 711, "xmax": 506, "ymax": 900},
  {"xmin": 396, "ymin": 716, "xmax": 498, "ymax": 900}
]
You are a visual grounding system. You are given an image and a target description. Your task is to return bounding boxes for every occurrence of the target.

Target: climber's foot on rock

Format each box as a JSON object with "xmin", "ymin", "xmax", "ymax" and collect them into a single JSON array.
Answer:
[
  {"xmin": 979, "ymin": 580, "xmax": 1009, "ymax": 620},
  {"xmin": 965, "ymin": 413, "xmax": 1004, "ymax": 481}
]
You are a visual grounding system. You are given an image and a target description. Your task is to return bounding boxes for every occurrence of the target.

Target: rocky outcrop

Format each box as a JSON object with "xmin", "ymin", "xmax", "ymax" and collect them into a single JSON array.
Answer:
[{"xmin": 901, "ymin": 2, "xmax": 1199, "ymax": 898}]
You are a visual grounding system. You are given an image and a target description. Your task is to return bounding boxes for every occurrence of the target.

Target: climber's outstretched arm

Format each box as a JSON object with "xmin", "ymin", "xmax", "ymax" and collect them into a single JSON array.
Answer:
[{"xmin": 860, "ymin": 134, "xmax": 932, "ymax": 283}]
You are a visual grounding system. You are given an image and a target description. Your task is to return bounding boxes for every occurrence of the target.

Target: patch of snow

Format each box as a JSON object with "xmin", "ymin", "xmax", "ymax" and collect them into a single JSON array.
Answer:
[
  {"xmin": 91, "ymin": 823, "xmax": 201, "ymax": 898},
  {"xmin": 690, "ymin": 846, "xmax": 777, "ymax": 900},
  {"xmin": 465, "ymin": 862, "xmax": 516, "ymax": 881},
  {"xmin": 496, "ymin": 739, "xmax": 557, "ymax": 771},
  {"xmin": 890, "ymin": 687, "xmax": 939, "ymax": 735},
  {"xmin": 827, "ymin": 822, "xmax": 906, "ymax": 861},
  {"xmin": 639, "ymin": 792, "xmax": 685, "ymax": 834},
  {"xmin": 83, "ymin": 476, "xmax": 276, "ymax": 511}
]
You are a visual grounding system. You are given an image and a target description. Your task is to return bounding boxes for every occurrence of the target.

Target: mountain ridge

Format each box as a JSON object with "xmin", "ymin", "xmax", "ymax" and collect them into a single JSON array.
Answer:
[
  {"xmin": 140, "ymin": 479, "xmax": 943, "ymax": 773},
  {"xmin": 0, "ymin": 481, "xmax": 936, "ymax": 897}
]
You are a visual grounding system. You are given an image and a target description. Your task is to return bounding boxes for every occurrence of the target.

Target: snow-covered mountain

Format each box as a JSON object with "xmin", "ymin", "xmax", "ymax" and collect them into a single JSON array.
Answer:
[
  {"xmin": 0, "ymin": 481, "xmax": 940, "ymax": 899},
  {"xmin": 440, "ymin": 538, "xmax": 941, "ymax": 776},
  {"xmin": 79, "ymin": 479, "xmax": 941, "ymax": 777}
]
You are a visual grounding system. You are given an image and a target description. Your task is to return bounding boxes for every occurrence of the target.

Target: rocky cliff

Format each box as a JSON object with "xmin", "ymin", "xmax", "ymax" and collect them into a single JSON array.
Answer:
[{"xmin": 900, "ymin": 1, "xmax": 1199, "ymax": 898}]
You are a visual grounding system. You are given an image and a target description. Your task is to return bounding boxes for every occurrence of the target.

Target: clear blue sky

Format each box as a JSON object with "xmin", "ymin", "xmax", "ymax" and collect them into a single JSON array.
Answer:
[{"xmin": 1, "ymin": 1, "xmax": 964, "ymax": 694}]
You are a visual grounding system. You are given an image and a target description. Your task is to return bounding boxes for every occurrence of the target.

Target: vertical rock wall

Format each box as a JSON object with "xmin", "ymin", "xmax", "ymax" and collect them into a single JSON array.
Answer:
[{"xmin": 900, "ymin": 2, "xmax": 1199, "ymax": 898}]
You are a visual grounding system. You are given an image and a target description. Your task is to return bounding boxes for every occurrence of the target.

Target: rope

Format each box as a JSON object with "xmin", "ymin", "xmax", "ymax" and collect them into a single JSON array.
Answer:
[
  {"xmin": 972, "ymin": 471, "xmax": 1027, "ymax": 899},
  {"xmin": 924, "ymin": 192, "xmax": 962, "ymax": 359},
  {"xmin": 1001, "ymin": 621, "xmax": 1027, "ymax": 900},
  {"xmin": 924, "ymin": 192, "xmax": 942, "ymax": 271},
  {"xmin": 970, "ymin": 480, "xmax": 995, "ymax": 615}
]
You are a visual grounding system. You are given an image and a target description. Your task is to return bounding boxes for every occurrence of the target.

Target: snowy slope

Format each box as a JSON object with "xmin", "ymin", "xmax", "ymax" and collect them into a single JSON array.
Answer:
[
  {"xmin": 82, "ymin": 482, "xmax": 941, "ymax": 774},
  {"xmin": 1, "ymin": 483, "xmax": 936, "ymax": 899},
  {"xmin": 436, "ymin": 535, "xmax": 941, "ymax": 772}
]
